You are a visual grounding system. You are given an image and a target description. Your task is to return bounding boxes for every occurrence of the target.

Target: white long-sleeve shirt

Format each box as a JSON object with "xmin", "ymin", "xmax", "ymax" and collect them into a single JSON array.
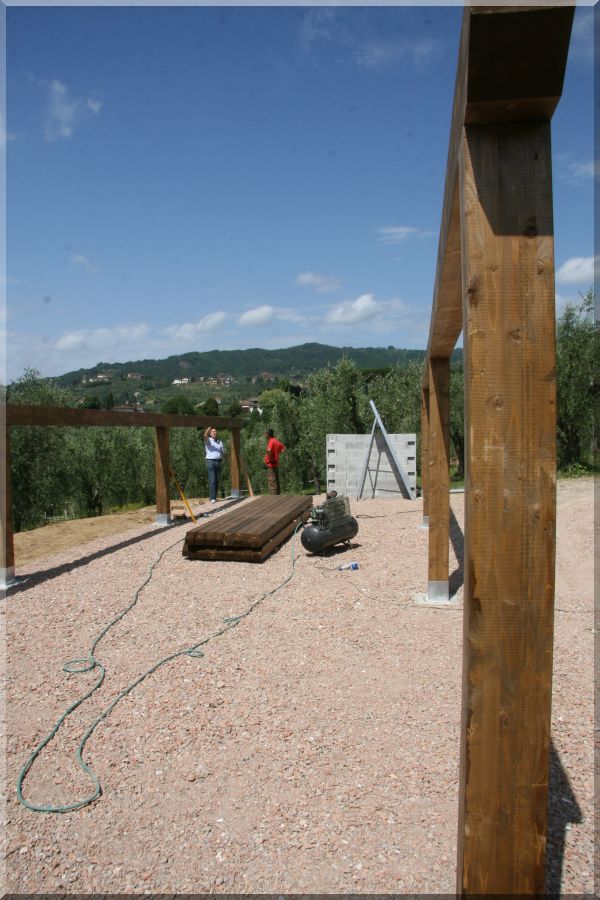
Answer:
[{"xmin": 205, "ymin": 437, "xmax": 224, "ymax": 460}]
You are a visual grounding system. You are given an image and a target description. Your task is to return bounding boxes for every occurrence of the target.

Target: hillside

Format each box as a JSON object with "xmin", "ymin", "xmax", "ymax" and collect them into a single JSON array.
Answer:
[{"xmin": 54, "ymin": 343, "xmax": 463, "ymax": 386}]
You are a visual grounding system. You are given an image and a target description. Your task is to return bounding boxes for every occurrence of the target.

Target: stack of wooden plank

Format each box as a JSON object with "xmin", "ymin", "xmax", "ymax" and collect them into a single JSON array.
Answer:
[{"xmin": 182, "ymin": 495, "xmax": 312, "ymax": 562}]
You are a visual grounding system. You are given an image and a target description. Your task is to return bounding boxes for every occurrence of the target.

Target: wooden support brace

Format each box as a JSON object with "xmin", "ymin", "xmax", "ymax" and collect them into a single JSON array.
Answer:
[
  {"xmin": 427, "ymin": 357, "xmax": 450, "ymax": 600},
  {"xmin": 230, "ymin": 426, "xmax": 241, "ymax": 497},
  {"xmin": 420, "ymin": 384, "xmax": 430, "ymax": 527},
  {"xmin": 154, "ymin": 426, "xmax": 171, "ymax": 524},
  {"xmin": 457, "ymin": 120, "xmax": 557, "ymax": 893}
]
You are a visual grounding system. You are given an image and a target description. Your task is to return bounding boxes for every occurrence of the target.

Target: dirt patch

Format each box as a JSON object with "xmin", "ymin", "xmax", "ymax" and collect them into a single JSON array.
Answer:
[
  {"xmin": 14, "ymin": 500, "xmax": 207, "ymax": 566},
  {"xmin": 3, "ymin": 478, "xmax": 594, "ymax": 894}
]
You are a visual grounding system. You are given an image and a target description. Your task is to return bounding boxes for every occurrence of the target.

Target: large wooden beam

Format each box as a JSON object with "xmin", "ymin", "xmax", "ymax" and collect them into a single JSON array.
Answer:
[
  {"xmin": 426, "ymin": 357, "xmax": 450, "ymax": 601},
  {"xmin": 426, "ymin": 4, "xmax": 574, "ymax": 360},
  {"xmin": 457, "ymin": 120, "xmax": 557, "ymax": 893},
  {"xmin": 6, "ymin": 404, "xmax": 239, "ymax": 430}
]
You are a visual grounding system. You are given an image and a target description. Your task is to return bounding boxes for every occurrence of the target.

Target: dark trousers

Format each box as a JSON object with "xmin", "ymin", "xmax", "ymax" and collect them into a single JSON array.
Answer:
[
  {"xmin": 267, "ymin": 466, "xmax": 280, "ymax": 495},
  {"xmin": 206, "ymin": 459, "xmax": 221, "ymax": 501}
]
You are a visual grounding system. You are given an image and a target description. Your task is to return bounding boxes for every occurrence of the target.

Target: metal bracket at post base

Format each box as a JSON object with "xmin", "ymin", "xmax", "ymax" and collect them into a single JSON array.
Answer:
[
  {"xmin": 414, "ymin": 580, "xmax": 457, "ymax": 606},
  {"xmin": 1, "ymin": 567, "xmax": 29, "ymax": 590},
  {"xmin": 421, "ymin": 515, "xmax": 429, "ymax": 529},
  {"xmin": 155, "ymin": 513, "xmax": 173, "ymax": 526}
]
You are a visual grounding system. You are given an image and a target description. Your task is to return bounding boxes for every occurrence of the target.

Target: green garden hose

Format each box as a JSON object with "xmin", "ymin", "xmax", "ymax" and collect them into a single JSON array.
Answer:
[{"xmin": 17, "ymin": 521, "xmax": 304, "ymax": 814}]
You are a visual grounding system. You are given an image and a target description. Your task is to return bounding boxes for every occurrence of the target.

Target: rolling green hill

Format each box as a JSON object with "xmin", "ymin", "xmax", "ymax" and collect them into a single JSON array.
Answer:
[{"xmin": 54, "ymin": 343, "xmax": 463, "ymax": 387}]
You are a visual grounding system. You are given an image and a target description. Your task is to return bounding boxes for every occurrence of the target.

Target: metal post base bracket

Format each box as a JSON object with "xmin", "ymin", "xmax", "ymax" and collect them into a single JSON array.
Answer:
[
  {"xmin": 414, "ymin": 580, "xmax": 458, "ymax": 607},
  {"xmin": 155, "ymin": 513, "xmax": 173, "ymax": 527},
  {"xmin": 1, "ymin": 568, "xmax": 29, "ymax": 590}
]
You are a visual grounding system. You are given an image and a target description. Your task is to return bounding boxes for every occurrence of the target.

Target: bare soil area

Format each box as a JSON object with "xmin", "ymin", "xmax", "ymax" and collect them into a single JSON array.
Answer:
[{"xmin": 2, "ymin": 478, "xmax": 595, "ymax": 893}]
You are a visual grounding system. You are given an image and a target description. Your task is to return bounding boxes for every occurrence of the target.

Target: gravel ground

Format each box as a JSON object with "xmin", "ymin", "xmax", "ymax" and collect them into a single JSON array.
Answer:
[{"xmin": 1, "ymin": 478, "xmax": 595, "ymax": 894}]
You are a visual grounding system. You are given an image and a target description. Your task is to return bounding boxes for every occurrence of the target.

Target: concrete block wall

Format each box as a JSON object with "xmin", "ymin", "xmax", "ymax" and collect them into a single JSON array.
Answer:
[{"xmin": 326, "ymin": 432, "xmax": 417, "ymax": 498}]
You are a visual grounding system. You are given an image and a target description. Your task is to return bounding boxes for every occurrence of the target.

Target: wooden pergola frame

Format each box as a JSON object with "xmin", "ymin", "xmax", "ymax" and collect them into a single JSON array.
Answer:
[
  {"xmin": 1, "ymin": 404, "xmax": 242, "ymax": 583},
  {"xmin": 421, "ymin": 4, "xmax": 574, "ymax": 892}
]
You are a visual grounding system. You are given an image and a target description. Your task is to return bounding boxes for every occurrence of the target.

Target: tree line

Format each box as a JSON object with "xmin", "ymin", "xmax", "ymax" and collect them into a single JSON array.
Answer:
[{"xmin": 8, "ymin": 292, "xmax": 597, "ymax": 532}]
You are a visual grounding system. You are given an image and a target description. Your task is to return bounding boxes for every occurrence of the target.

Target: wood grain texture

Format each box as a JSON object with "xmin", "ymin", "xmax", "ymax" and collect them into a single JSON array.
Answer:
[
  {"xmin": 420, "ymin": 386, "xmax": 430, "ymax": 519},
  {"xmin": 456, "ymin": 121, "xmax": 557, "ymax": 893},
  {"xmin": 184, "ymin": 495, "xmax": 312, "ymax": 551},
  {"xmin": 183, "ymin": 495, "xmax": 311, "ymax": 561},
  {"xmin": 427, "ymin": 358, "xmax": 450, "ymax": 584},
  {"xmin": 154, "ymin": 427, "xmax": 171, "ymax": 519},
  {"xmin": 426, "ymin": 5, "xmax": 573, "ymax": 361},
  {"xmin": 6, "ymin": 404, "xmax": 240, "ymax": 430},
  {"xmin": 183, "ymin": 510, "xmax": 310, "ymax": 562}
]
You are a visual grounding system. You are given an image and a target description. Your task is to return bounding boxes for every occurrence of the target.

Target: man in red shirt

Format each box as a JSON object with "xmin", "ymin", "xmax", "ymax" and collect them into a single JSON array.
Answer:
[{"xmin": 264, "ymin": 429, "xmax": 286, "ymax": 495}]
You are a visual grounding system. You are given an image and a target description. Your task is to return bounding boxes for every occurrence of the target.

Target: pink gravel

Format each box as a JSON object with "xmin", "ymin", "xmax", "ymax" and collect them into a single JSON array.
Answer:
[{"xmin": 1, "ymin": 478, "xmax": 594, "ymax": 894}]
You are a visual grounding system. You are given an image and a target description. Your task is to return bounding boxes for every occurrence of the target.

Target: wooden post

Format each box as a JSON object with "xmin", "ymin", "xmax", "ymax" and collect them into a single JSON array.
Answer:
[
  {"xmin": 420, "ymin": 384, "xmax": 430, "ymax": 527},
  {"xmin": 1, "ymin": 422, "xmax": 15, "ymax": 586},
  {"xmin": 427, "ymin": 357, "xmax": 450, "ymax": 601},
  {"xmin": 457, "ymin": 121, "xmax": 557, "ymax": 893},
  {"xmin": 155, "ymin": 426, "xmax": 171, "ymax": 524},
  {"xmin": 229, "ymin": 425, "xmax": 241, "ymax": 497}
]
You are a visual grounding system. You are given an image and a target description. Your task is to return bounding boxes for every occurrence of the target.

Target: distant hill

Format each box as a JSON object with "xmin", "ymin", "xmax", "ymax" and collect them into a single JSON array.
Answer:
[{"xmin": 54, "ymin": 343, "xmax": 463, "ymax": 386}]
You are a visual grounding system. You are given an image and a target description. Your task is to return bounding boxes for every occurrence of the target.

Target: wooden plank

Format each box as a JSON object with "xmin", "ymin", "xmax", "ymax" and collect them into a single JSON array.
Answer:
[
  {"xmin": 183, "ymin": 507, "xmax": 310, "ymax": 562},
  {"xmin": 225, "ymin": 496, "xmax": 311, "ymax": 548},
  {"xmin": 427, "ymin": 357, "xmax": 450, "ymax": 592},
  {"xmin": 6, "ymin": 404, "xmax": 239, "ymax": 430},
  {"xmin": 185, "ymin": 497, "xmax": 281, "ymax": 547},
  {"xmin": 154, "ymin": 427, "xmax": 171, "ymax": 520},
  {"xmin": 456, "ymin": 120, "xmax": 557, "ymax": 893},
  {"xmin": 184, "ymin": 496, "xmax": 312, "ymax": 550}
]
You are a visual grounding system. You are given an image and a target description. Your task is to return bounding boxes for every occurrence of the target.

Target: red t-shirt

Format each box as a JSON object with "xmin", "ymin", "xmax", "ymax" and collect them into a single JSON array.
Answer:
[{"xmin": 264, "ymin": 437, "xmax": 285, "ymax": 468}]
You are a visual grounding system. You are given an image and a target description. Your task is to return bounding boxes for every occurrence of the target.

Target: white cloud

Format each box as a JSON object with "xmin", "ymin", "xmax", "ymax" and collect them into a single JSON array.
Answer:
[
  {"xmin": 238, "ymin": 305, "xmax": 276, "ymax": 327},
  {"xmin": 55, "ymin": 332, "xmax": 86, "ymax": 351},
  {"xmin": 299, "ymin": 8, "xmax": 341, "ymax": 50},
  {"xmin": 355, "ymin": 38, "xmax": 435, "ymax": 70},
  {"xmin": 45, "ymin": 79, "xmax": 102, "ymax": 141},
  {"xmin": 70, "ymin": 253, "xmax": 99, "ymax": 274},
  {"xmin": 0, "ymin": 114, "xmax": 17, "ymax": 148},
  {"xmin": 325, "ymin": 292, "xmax": 384, "ymax": 325},
  {"xmin": 559, "ymin": 157, "xmax": 597, "ymax": 185},
  {"xmin": 165, "ymin": 311, "xmax": 227, "ymax": 341},
  {"xmin": 377, "ymin": 225, "xmax": 434, "ymax": 245},
  {"xmin": 296, "ymin": 271, "xmax": 341, "ymax": 293},
  {"xmin": 570, "ymin": 9, "xmax": 594, "ymax": 66},
  {"xmin": 555, "ymin": 256, "xmax": 596, "ymax": 286}
]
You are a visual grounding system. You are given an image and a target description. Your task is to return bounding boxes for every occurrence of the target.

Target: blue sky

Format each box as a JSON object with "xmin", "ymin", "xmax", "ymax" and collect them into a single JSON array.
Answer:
[{"xmin": 3, "ymin": 3, "xmax": 595, "ymax": 382}]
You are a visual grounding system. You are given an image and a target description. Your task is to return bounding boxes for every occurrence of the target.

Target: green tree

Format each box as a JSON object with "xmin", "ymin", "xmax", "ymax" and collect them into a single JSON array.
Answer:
[
  {"xmin": 297, "ymin": 358, "xmax": 368, "ymax": 492},
  {"xmin": 161, "ymin": 395, "xmax": 196, "ymax": 415},
  {"xmin": 556, "ymin": 289, "xmax": 599, "ymax": 469},
  {"xmin": 225, "ymin": 398, "xmax": 243, "ymax": 418},
  {"xmin": 80, "ymin": 395, "xmax": 101, "ymax": 409},
  {"xmin": 9, "ymin": 369, "xmax": 76, "ymax": 530},
  {"xmin": 201, "ymin": 397, "xmax": 219, "ymax": 417},
  {"xmin": 449, "ymin": 365, "xmax": 465, "ymax": 480}
]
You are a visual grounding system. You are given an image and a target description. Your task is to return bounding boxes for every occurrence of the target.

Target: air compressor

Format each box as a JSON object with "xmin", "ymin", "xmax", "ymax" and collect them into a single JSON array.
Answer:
[{"xmin": 300, "ymin": 493, "xmax": 359, "ymax": 554}]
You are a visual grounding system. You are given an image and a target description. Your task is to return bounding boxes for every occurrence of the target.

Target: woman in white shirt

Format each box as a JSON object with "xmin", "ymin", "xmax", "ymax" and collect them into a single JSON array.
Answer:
[{"xmin": 204, "ymin": 426, "xmax": 225, "ymax": 503}]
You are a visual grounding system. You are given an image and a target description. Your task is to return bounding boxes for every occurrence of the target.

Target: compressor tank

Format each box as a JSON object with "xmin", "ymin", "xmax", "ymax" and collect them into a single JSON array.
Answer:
[{"xmin": 301, "ymin": 516, "xmax": 359, "ymax": 553}]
